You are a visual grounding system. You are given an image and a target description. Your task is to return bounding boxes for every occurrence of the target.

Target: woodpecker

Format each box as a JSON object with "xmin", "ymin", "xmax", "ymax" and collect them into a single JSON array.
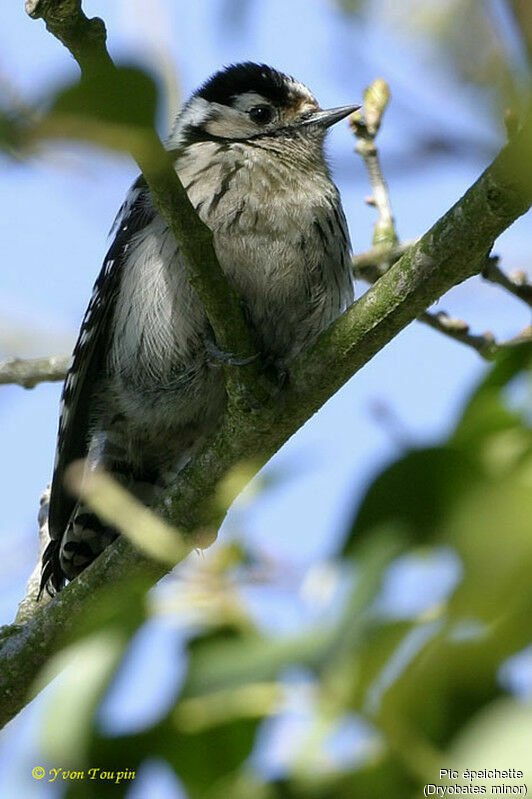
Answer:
[{"xmin": 40, "ymin": 62, "xmax": 357, "ymax": 595}]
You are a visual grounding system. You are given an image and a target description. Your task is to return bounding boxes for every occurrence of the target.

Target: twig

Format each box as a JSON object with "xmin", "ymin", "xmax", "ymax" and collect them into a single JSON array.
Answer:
[
  {"xmin": 349, "ymin": 79, "xmax": 398, "ymax": 247},
  {"xmin": 482, "ymin": 256, "xmax": 532, "ymax": 309},
  {"xmin": 0, "ymin": 355, "xmax": 69, "ymax": 388},
  {"xmin": 416, "ymin": 312, "xmax": 532, "ymax": 360},
  {"xmin": 349, "ymin": 82, "xmax": 532, "ymax": 361},
  {"xmin": 25, "ymin": 0, "xmax": 114, "ymax": 75},
  {"xmin": 419, "ymin": 311, "xmax": 497, "ymax": 356},
  {"xmin": 352, "ymin": 240, "xmax": 415, "ymax": 276}
]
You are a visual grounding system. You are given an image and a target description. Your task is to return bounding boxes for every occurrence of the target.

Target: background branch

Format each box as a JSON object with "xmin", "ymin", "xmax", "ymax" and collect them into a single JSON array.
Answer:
[
  {"xmin": 350, "ymin": 81, "xmax": 532, "ymax": 361},
  {"xmin": 482, "ymin": 256, "xmax": 532, "ymax": 308},
  {"xmin": 349, "ymin": 79, "xmax": 397, "ymax": 247},
  {"xmin": 0, "ymin": 355, "xmax": 69, "ymax": 388}
]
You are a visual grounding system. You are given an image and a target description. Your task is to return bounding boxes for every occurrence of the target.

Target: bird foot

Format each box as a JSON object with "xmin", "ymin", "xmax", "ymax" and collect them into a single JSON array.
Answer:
[{"xmin": 206, "ymin": 339, "xmax": 260, "ymax": 368}]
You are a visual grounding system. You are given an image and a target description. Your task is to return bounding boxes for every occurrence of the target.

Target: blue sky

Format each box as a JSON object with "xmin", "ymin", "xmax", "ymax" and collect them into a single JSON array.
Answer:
[{"xmin": 0, "ymin": 0, "xmax": 530, "ymax": 795}]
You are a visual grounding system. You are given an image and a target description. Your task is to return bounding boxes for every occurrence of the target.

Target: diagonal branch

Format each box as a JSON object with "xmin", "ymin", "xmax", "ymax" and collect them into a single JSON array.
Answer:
[
  {"xmin": 26, "ymin": 0, "xmax": 264, "ymax": 406},
  {"xmin": 354, "ymin": 252, "xmax": 532, "ymax": 361},
  {"xmin": 482, "ymin": 256, "xmax": 532, "ymax": 309}
]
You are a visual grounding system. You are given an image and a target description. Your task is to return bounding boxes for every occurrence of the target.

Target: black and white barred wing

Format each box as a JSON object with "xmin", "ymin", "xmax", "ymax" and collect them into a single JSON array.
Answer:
[{"xmin": 42, "ymin": 178, "xmax": 153, "ymax": 591}]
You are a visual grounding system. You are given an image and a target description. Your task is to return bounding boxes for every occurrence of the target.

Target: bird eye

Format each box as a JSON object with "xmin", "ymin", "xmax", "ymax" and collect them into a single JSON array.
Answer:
[{"xmin": 249, "ymin": 105, "xmax": 273, "ymax": 125}]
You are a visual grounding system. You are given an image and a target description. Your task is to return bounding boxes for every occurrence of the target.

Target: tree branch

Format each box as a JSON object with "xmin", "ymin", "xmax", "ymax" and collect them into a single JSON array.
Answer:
[
  {"xmin": 25, "ymin": 0, "xmax": 114, "ymax": 75},
  {"xmin": 0, "ymin": 355, "xmax": 69, "ymax": 388},
  {"xmin": 417, "ymin": 312, "xmax": 532, "ymax": 360},
  {"xmin": 352, "ymin": 240, "xmax": 415, "ymax": 274},
  {"xmin": 355, "ymin": 255, "xmax": 532, "ymax": 361},
  {"xmin": 0, "ymin": 536, "xmax": 166, "ymax": 730},
  {"xmin": 15, "ymin": 488, "xmax": 52, "ymax": 623},
  {"xmin": 349, "ymin": 79, "xmax": 397, "ymax": 247},
  {"xmin": 482, "ymin": 256, "xmax": 532, "ymax": 309}
]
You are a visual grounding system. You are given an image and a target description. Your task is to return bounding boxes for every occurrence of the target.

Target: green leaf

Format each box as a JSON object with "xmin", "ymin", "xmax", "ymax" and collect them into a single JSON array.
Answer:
[
  {"xmin": 341, "ymin": 447, "xmax": 483, "ymax": 556},
  {"xmin": 50, "ymin": 65, "xmax": 158, "ymax": 129},
  {"xmin": 342, "ymin": 345, "xmax": 532, "ymax": 558},
  {"xmin": 451, "ymin": 343, "xmax": 532, "ymax": 452},
  {"xmin": 447, "ymin": 696, "xmax": 532, "ymax": 788},
  {"xmin": 165, "ymin": 718, "xmax": 260, "ymax": 797},
  {"xmin": 71, "ymin": 712, "xmax": 260, "ymax": 799},
  {"xmin": 366, "ymin": 468, "xmax": 532, "ymax": 750}
]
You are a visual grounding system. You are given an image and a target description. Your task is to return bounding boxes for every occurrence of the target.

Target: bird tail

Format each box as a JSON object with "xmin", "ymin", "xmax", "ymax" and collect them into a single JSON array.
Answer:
[{"xmin": 38, "ymin": 538, "xmax": 65, "ymax": 599}]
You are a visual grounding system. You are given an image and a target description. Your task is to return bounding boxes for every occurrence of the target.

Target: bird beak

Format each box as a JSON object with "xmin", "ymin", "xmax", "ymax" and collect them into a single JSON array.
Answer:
[{"xmin": 299, "ymin": 104, "xmax": 360, "ymax": 129}]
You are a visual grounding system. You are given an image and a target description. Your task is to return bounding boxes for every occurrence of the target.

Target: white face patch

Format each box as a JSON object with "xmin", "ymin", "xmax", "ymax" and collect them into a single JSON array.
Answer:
[
  {"xmin": 230, "ymin": 91, "xmax": 273, "ymax": 113},
  {"xmin": 167, "ymin": 97, "xmax": 212, "ymax": 147}
]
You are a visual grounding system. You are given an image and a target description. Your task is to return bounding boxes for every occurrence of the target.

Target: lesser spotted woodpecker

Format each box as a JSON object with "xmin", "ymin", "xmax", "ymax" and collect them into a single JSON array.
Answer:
[{"xmin": 40, "ymin": 62, "xmax": 357, "ymax": 595}]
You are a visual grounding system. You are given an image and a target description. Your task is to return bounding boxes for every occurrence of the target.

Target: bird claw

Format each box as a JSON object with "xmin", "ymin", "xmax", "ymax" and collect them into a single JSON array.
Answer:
[{"xmin": 205, "ymin": 339, "xmax": 260, "ymax": 367}]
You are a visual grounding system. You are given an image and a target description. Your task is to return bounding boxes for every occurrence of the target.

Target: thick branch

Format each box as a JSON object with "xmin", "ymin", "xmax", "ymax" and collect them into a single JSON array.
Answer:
[
  {"xmin": 0, "ymin": 355, "xmax": 69, "ymax": 388},
  {"xmin": 354, "ymin": 254, "xmax": 532, "ymax": 360},
  {"xmin": 0, "ymin": 538, "xmax": 165, "ymax": 729},
  {"xmin": 162, "ymin": 111, "xmax": 532, "ymax": 534}
]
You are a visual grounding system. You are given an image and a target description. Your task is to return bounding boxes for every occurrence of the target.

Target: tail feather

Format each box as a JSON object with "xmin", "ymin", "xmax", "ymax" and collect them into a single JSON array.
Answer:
[{"xmin": 38, "ymin": 538, "xmax": 65, "ymax": 598}]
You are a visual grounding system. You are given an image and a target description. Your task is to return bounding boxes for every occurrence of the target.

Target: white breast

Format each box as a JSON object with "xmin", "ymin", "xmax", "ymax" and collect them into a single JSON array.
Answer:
[{"xmin": 109, "ymin": 216, "xmax": 205, "ymax": 383}]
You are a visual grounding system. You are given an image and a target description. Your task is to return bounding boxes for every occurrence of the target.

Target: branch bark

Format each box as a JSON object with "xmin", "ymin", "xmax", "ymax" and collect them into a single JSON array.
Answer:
[
  {"xmin": 482, "ymin": 256, "xmax": 532, "ymax": 309},
  {"xmin": 2, "ymin": 0, "xmax": 530, "ymax": 730},
  {"xmin": 0, "ymin": 355, "xmax": 69, "ymax": 388}
]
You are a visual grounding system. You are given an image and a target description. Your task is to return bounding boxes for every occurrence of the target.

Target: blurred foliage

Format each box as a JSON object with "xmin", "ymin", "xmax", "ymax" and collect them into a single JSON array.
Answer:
[
  {"xmin": 50, "ymin": 66, "xmax": 159, "ymax": 130},
  {"xmin": 332, "ymin": 0, "xmax": 532, "ymax": 123},
  {"xmin": 0, "ymin": 66, "xmax": 160, "ymax": 160},
  {"xmin": 34, "ymin": 343, "xmax": 532, "ymax": 798}
]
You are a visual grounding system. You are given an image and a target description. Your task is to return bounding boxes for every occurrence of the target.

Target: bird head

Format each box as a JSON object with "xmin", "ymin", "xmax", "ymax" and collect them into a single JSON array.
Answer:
[{"xmin": 169, "ymin": 62, "xmax": 358, "ymax": 150}]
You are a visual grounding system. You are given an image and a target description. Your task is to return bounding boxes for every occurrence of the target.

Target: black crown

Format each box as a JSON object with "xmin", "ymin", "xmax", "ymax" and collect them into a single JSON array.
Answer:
[{"xmin": 196, "ymin": 62, "xmax": 295, "ymax": 108}]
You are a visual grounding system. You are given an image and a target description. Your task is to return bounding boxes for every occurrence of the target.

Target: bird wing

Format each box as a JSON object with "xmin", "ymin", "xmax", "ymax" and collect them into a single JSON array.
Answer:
[{"xmin": 46, "ymin": 177, "xmax": 155, "ymax": 562}]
